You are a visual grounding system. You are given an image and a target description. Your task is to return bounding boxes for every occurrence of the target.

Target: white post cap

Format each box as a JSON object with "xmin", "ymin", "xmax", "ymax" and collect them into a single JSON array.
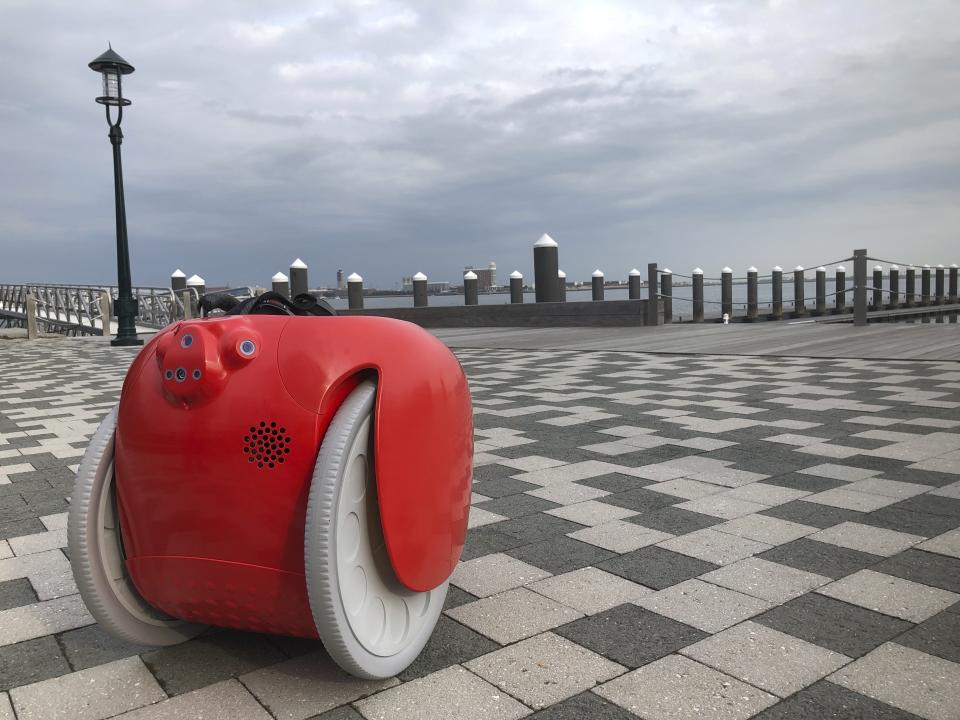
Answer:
[
  {"xmin": 817, "ymin": 266, "xmax": 826, "ymax": 272},
  {"xmin": 464, "ymin": 270, "xmax": 478, "ymax": 280},
  {"xmin": 592, "ymin": 269, "xmax": 604, "ymax": 278},
  {"xmin": 795, "ymin": 265, "xmax": 804, "ymax": 271},
  {"xmin": 951, "ymin": 263, "xmax": 958, "ymax": 268},
  {"xmin": 692, "ymin": 268, "xmax": 703, "ymax": 275},
  {"xmin": 773, "ymin": 266, "xmax": 782, "ymax": 272},
  {"xmin": 937, "ymin": 263, "xmax": 944, "ymax": 268},
  {"xmin": 290, "ymin": 258, "xmax": 307, "ymax": 269},
  {"xmin": 874, "ymin": 265, "xmax": 883, "ymax": 271},
  {"xmin": 722, "ymin": 266, "xmax": 732, "ymax": 273},
  {"xmin": 534, "ymin": 233, "xmax": 558, "ymax": 248},
  {"xmin": 836, "ymin": 265, "xmax": 846, "ymax": 272},
  {"xmin": 510, "ymin": 270, "xmax": 523, "ymax": 279},
  {"xmin": 558, "ymin": 270, "xmax": 567, "ymax": 278},
  {"xmin": 924, "ymin": 264, "xmax": 931, "ymax": 268},
  {"xmin": 171, "ymin": 269, "xmax": 186, "ymax": 278},
  {"xmin": 662, "ymin": 268, "xmax": 672, "ymax": 274},
  {"xmin": 347, "ymin": 272, "xmax": 363, "ymax": 283},
  {"xmin": 272, "ymin": 272, "xmax": 289, "ymax": 282},
  {"xmin": 747, "ymin": 266, "xmax": 757, "ymax": 273},
  {"xmin": 891, "ymin": 264, "xmax": 899, "ymax": 270},
  {"xmin": 629, "ymin": 268, "xmax": 641, "ymax": 276},
  {"xmin": 186, "ymin": 274, "xmax": 205, "ymax": 286},
  {"xmin": 412, "ymin": 271, "xmax": 427, "ymax": 281}
]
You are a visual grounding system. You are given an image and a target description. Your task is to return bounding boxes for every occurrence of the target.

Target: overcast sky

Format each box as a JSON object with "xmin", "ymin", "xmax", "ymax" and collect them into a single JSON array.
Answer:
[{"xmin": 1, "ymin": 0, "xmax": 958, "ymax": 289}]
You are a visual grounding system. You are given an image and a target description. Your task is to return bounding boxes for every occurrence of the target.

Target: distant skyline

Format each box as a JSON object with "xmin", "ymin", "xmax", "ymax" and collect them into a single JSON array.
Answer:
[{"xmin": 1, "ymin": 0, "xmax": 958, "ymax": 290}]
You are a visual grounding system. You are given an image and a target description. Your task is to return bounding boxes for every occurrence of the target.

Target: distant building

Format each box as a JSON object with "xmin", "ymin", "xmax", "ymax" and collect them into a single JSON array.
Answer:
[
  {"xmin": 401, "ymin": 277, "xmax": 450, "ymax": 294},
  {"xmin": 336, "ymin": 269, "xmax": 344, "ymax": 290},
  {"xmin": 464, "ymin": 261, "xmax": 497, "ymax": 290}
]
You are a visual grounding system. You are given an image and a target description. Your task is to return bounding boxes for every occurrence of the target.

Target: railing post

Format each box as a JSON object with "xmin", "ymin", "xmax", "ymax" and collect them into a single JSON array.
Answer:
[
  {"xmin": 853, "ymin": 249, "xmax": 867, "ymax": 326},
  {"xmin": 171, "ymin": 269, "xmax": 186, "ymax": 320},
  {"xmin": 692, "ymin": 268, "xmax": 704, "ymax": 323},
  {"xmin": 835, "ymin": 265, "xmax": 847, "ymax": 313},
  {"xmin": 815, "ymin": 267, "xmax": 826, "ymax": 315},
  {"xmin": 181, "ymin": 290, "xmax": 193, "ymax": 320},
  {"xmin": 272, "ymin": 272, "xmax": 290, "ymax": 299},
  {"xmin": 509, "ymin": 271, "xmax": 524, "ymax": 304},
  {"xmin": 25, "ymin": 294, "xmax": 38, "ymax": 340},
  {"xmin": 412, "ymin": 272, "xmax": 428, "ymax": 307},
  {"xmin": 99, "ymin": 291, "xmax": 111, "ymax": 336},
  {"xmin": 872, "ymin": 265, "xmax": 883, "ymax": 309},
  {"xmin": 347, "ymin": 273, "xmax": 364, "ymax": 309},
  {"xmin": 558, "ymin": 270, "xmax": 567, "ymax": 302},
  {"xmin": 718, "ymin": 267, "xmax": 731, "ymax": 320},
  {"xmin": 534, "ymin": 234, "xmax": 560, "ymax": 302},
  {"xmin": 905, "ymin": 267, "xmax": 916, "ymax": 307},
  {"xmin": 591, "ymin": 270, "xmax": 604, "ymax": 301},
  {"xmin": 921, "ymin": 265, "xmax": 931, "ymax": 306},
  {"xmin": 772, "ymin": 266, "xmax": 783, "ymax": 320},
  {"xmin": 793, "ymin": 266, "xmax": 805, "ymax": 317},
  {"xmin": 187, "ymin": 275, "xmax": 205, "ymax": 317},
  {"xmin": 935, "ymin": 265, "xmax": 945, "ymax": 305},
  {"xmin": 647, "ymin": 263, "xmax": 659, "ymax": 326},
  {"xmin": 464, "ymin": 271, "xmax": 479, "ymax": 305},
  {"xmin": 661, "ymin": 269, "xmax": 673, "ymax": 323},
  {"xmin": 290, "ymin": 258, "xmax": 308, "ymax": 298},
  {"xmin": 950, "ymin": 264, "xmax": 958, "ymax": 303},
  {"xmin": 889, "ymin": 265, "xmax": 900, "ymax": 308},
  {"xmin": 628, "ymin": 268, "xmax": 642, "ymax": 299},
  {"xmin": 746, "ymin": 267, "xmax": 758, "ymax": 320}
]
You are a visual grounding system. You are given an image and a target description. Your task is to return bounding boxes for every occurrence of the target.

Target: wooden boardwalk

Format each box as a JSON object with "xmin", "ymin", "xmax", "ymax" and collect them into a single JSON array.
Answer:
[{"xmin": 433, "ymin": 320, "xmax": 960, "ymax": 360}]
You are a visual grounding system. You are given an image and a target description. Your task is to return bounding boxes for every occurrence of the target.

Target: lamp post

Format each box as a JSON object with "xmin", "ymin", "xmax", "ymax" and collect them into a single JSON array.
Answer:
[{"xmin": 89, "ymin": 46, "xmax": 142, "ymax": 346}]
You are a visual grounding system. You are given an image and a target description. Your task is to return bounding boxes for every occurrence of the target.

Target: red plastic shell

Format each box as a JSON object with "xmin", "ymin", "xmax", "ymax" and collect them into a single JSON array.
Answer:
[{"xmin": 114, "ymin": 315, "xmax": 472, "ymax": 637}]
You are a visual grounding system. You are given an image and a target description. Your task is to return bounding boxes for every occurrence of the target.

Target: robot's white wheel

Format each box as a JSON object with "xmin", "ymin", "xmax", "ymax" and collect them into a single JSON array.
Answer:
[
  {"xmin": 68, "ymin": 406, "xmax": 206, "ymax": 645},
  {"xmin": 305, "ymin": 380, "xmax": 448, "ymax": 679}
]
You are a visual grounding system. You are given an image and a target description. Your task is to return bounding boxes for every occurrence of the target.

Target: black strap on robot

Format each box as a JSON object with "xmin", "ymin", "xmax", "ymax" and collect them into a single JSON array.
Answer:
[{"xmin": 201, "ymin": 291, "xmax": 337, "ymax": 317}]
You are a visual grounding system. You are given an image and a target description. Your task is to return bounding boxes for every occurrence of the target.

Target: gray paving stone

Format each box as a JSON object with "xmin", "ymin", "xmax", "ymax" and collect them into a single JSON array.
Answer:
[
  {"xmin": 505, "ymin": 535, "xmax": 616, "ymax": 575},
  {"xmin": 752, "ymin": 680, "xmax": 926, "ymax": 720},
  {"xmin": 354, "ymin": 665, "xmax": 529, "ymax": 720},
  {"xmin": 595, "ymin": 653, "xmax": 777, "ymax": 720},
  {"xmin": 530, "ymin": 567, "xmax": 653, "ymax": 616},
  {"xmin": 872, "ymin": 549, "xmax": 960, "ymax": 593},
  {"xmin": 918, "ymin": 528, "xmax": 960, "ymax": 559},
  {"xmin": 465, "ymin": 632, "xmax": 625, "ymax": 709},
  {"xmin": 758, "ymin": 538, "xmax": 884, "ymax": 579},
  {"xmin": 636, "ymin": 579, "xmax": 772, "ymax": 633},
  {"xmin": 241, "ymin": 652, "xmax": 396, "ymax": 720},
  {"xmin": 597, "ymin": 546, "xmax": 719, "ymax": 590},
  {"xmin": 755, "ymin": 593, "xmax": 914, "ymax": 658},
  {"xmin": 657, "ymin": 528, "xmax": 772, "ymax": 565},
  {"xmin": 760, "ymin": 499, "xmax": 866, "ymax": 529},
  {"xmin": 0, "ymin": 577, "xmax": 36, "ymax": 611},
  {"xmin": 817, "ymin": 570, "xmax": 959, "ymax": 623},
  {"xmin": 569, "ymin": 519, "xmax": 673, "ymax": 553},
  {"xmin": 446, "ymin": 588, "xmax": 583, "ymax": 644},
  {"xmin": 112, "ymin": 679, "xmax": 272, "ymax": 719},
  {"xmin": 624, "ymin": 506, "xmax": 722, "ymax": 535},
  {"xmin": 0, "ymin": 635, "xmax": 70, "ymax": 691},
  {"xmin": 829, "ymin": 643, "xmax": 960, "ymax": 720},
  {"xmin": 811, "ymin": 521, "xmax": 926, "ymax": 557},
  {"xmin": 9, "ymin": 656, "xmax": 166, "ymax": 720},
  {"xmin": 804, "ymin": 488, "xmax": 901, "ymax": 512},
  {"xmin": 526, "ymin": 691, "xmax": 636, "ymax": 720},
  {"xmin": 397, "ymin": 616, "xmax": 499, "ymax": 682},
  {"xmin": 675, "ymin": 495, "xmax": 771, "ymax": 520},
  {"xmin": 714, "ymin": 514, "xmax": 818, "ymax": 545},
  {"xmin": 896, "ymin": 610, "xmax": 960, "ymax": 664},
  {"xmin": 57, "ymin": 623, "xmax": 155, "ymax": 671},
  {"xmin": 681, "ymin": 621, "xmax": 850, "ymax": 697},
  {"xmin": 0, "ymin": 692, "xmax": 12, "ymax": 720},
  {"xmin": 798, "ymin": 463, "xmax": 882, "ymax": 481},
  {"xmin": 859, "ymin": 505, "xmax": 960, "ymax": 538},
  {"xmin": 701, "ymin": 557, "xmax": 831, "ymax": 603},
  {"xmin": 450, "ymin": 553, "xmax": 551, "ymax": 598},
  {"xmin": 0, "ymin": 593, "xmax": 92, "ymax": 647}
]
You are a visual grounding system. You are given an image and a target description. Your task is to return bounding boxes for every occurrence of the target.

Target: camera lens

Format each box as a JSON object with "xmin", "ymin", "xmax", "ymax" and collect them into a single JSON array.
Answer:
[
  {"xmin": 239, "ymin": 339, "xmax": 256, "ymax": 357},
  {"xmin": 164, "ymin": 369, "xmax": 173, "ymax": 380},
  {"xmin": 180, "ymin": 334, "xmax": 193, "ymax": 348},
  {"xmin": 192, "ymin": 369, "xmax": 202, "ymax": 380},
  {"xmin": 175, "ymin": 368, "xmax": 187, "ymax": 382}
]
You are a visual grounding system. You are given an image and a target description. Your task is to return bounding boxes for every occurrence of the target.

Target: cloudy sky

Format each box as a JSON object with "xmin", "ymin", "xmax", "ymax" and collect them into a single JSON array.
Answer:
[{"xmin": 1, "ymin": 0, "xmax": 958, "ymax": 289}]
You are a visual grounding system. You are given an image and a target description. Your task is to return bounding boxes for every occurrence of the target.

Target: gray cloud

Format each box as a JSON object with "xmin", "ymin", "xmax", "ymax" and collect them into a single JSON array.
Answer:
[{"xmin": 1, "ymin": 0, "xmax": 958, "ymax": 290}]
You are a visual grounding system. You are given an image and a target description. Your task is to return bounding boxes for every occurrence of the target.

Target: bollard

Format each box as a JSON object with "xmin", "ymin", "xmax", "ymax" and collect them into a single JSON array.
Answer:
[
  {"xmin": 591, "ymin": 270, "xmax": 604, "ymax": 301},
  {"xmin": 950, "ymin": 264, "xmax": 958, "ymax": 303},
  {"xmin": 628, "ymin": 268, "xmax": 642, "ymax": 299},
  {"xmin": 186, "ymin": 274, "xmax": 205, "ymax": 318},
  {"xmin": 872, "ymin": 265, "xmax": 883, "ymax": 309},
  {"xmin": 905, "ymin": 267, "xmax": 916, "ymax": 307},
  {"xmin": 558, "ymin": 270, "xmax": 567, "ymax": 302},
  {"xmin": 99, "ymin": 292, "xmax": 112, "ymax": 335},
  {"xmin": 935, "ymin": 264, "xmax": 945, "ymax": 305},
  {"xmin": 289, "ymin": 258, "xmax": 308, "ymax": 298},
  {"xmin": 722, "ymin": 312, "xmax": 729, "ymax": 325},
  {"xmin": 412, "ymin": 272, "xmax": 428, "ymax": 307},
  {"xmin": 510, "ymin": 271, "xmax": 524, "ymax": 304},
  {"xmin": 181, "ymin": 290, "xmax": 193, "ymax": 320},
  {"xmin": 272, "ymin": 272, "xmax": 290, "ymax": 299},
  {"xmin": 889, "ymin": 265, "xmax": 900, "ymax": 308},
  {"xmin": 835, "ymin": 265, "xmax": 846, "ymax": 313},
  {"xmin": 534, "ymin": 234, "xmax": 560, "ymax": 302},
  {"xmin": 721, "ymin": 267, "xmax": 733, "ymax": 320},
  {"xmin": 772, "ymin": 266, "xmax": 783, "ymax": 320},
  {"xmin": 815, "ymin": 267, "xmax": 826, "ymax": 315},
  {"xmin": 464, "ymin": 270, "xmax": 479, "ymax": 305},
  {"xmin": 171, "ymin": 269, "xmax": 186, "ymax": 313},
  {"xmin": 921, "ymin": 265, "xmax": 931, "ymax": 306},
  {"xmin": 746, "ymin": 267, "xmax": 758, "ymax": 320},
  {"xmin": 347, "ymin": 273, "xmax": 364, "ymax": 309},
  {"xmin": 693, "ymin": 268, "xmax": 704, "ymax": 323},
  {"xmin": 661, "ymin": 269, "xmax": 673, "ymax": 323},
  {"xmin": 647, "ymin": 263, "xmax": 659, "ymax": 326},
  {"xmin": 853, "ymin": 249, "xmax": 867, "ymax": 327},
  {"xmin": 793, "ymin": 266, "xmax": 805, "ymax": 317},
  {"xmin": 26, "ymin": 293, "xmax": 38, "ymax": 339}
]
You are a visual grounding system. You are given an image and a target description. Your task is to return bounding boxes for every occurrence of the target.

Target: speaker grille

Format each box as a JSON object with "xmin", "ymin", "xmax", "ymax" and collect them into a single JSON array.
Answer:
[{"xmin": 242, "ymin": 420, "xmax": 292, "ymax": 469}]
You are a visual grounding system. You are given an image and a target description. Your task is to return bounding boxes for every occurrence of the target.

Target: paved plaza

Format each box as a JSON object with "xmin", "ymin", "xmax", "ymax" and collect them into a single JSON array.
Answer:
[{"xmin": 1, "ymin": 336, "xmax": 960, "ymax": 719}]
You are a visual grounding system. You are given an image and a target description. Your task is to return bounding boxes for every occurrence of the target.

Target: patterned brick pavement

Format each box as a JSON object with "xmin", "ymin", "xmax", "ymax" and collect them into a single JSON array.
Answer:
[{"xmin": 1, "ymin": 338, "xmax": 960, "ymax": 719}]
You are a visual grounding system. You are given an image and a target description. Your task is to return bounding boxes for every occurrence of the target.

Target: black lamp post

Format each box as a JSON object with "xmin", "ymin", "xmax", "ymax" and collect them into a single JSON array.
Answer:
[{"xmin": 89, "ymin": 46, "xmax": 142, "ymax": 346}]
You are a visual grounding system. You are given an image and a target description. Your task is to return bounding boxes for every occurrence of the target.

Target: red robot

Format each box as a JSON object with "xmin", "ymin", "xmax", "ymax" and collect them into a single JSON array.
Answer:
[{"xmin": 68, "ymin": 296, "xmax": 472, "ymax": 679}]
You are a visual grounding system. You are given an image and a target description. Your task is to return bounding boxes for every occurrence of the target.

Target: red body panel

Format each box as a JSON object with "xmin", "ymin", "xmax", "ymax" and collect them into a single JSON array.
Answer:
[{"xmin": 115, "ymin": 315, "xmax": 472, "ymax": 636}]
